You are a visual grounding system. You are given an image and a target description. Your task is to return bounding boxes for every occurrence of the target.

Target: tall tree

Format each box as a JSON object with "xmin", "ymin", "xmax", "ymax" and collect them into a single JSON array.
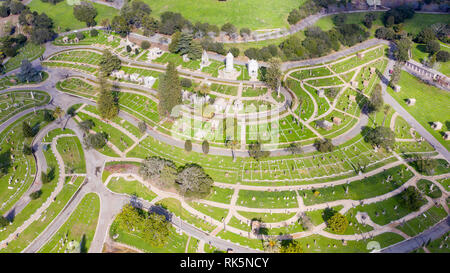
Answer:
[
  {"xmin": 97, "ymin": 76, "xmax": 118, "ymax": 120},
  {"xmin": 99, "ymin": 49, "xmax": 121, "ymax": 76},
  {"xmin": 175, "ymin": 164, "xmax": 213, "ymax": 198},
  {"xmin": 157, "ymin": 61, "xmax": 182, "ymax": 117},
  {"xmin": 17, "ymin": 59, "xmax": 41, "ymax": 83},
  {"xmin": 369, "ymin": 84, "xmax": 383, "ymax": 113},
  {"xmin": 73, "ymin": 1, "xmax": 98, "ymax": 27},
  {"xmin": 265, "ymin": 57, "xmax": 282, "ymax": 91}
]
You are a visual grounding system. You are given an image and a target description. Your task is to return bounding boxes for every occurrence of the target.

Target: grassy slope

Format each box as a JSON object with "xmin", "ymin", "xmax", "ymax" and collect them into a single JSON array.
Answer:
[
  {"xmin": 141, "ymin": 0, "xmax": 304, "ymax": 30},
  {"xmin": 387, "ymin": 71, "xmax": 450, "ymax": 152},
  {"xmin": 27, "ymin": 0, "xmax": 119, "ymax": 32}
]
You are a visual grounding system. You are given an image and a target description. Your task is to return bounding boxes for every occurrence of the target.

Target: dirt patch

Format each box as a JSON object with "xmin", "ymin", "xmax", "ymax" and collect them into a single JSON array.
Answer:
[{"xmin": 104, "ymin": 164, "xmax": 140, "ymax": 175}]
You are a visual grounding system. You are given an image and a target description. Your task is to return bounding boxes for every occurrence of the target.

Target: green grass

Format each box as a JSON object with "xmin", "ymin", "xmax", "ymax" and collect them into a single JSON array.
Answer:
[
  {"xmin": 106, "ymin": 177, "xmax": 157, "ymax": 202},
  {"xmin": 141, "ymin": 0, "xmax": 305, "ymax": 30},
  {"xmin": 299, "ymin": 165, "xmax": 413, "ymax": 206},
  {"xmin": 4, "ymin": 43, "xmax": 45, "ymax": 72},
  {"xmin": 188, "ymin": 202, "xmax": 229, "ymax": 222},
  {"xmin": 237, "ymin": 190, "xmax": 298, "ymax": 209},
  {"xmin": 28, "ymin": 0, "xmax": 119, "ymax": 33},
  {"xmin": 39, "ymin": 193, "xmax": 101, "ymax": 253},
  {"xmin": 56, "ymin": 136, "xmax": 86, "ymax": 174},
  {"xmin": 1, "ymin": 176, "xmax": 85, "ymax": 253},
  {"xmin": 417, "ymin": 179, "xmax": 442, "ymax": 199},
  {"xmin": 0, "ymin": 91, "xmax": 50, "ymax": 123},
  {"xmin": 237, "ymin": 211, "xmax": 296, "ymax": 223},
  {"xmin": 427, "ymin": 231, "xmax": 450, "ymax": 253},
  {"xmin": 397, "ymin": 205, "xmax": 448, "ymax": 237},
  {"xmin": 387, "ymin": 71, "xmax": 450, "ymax": 152}
]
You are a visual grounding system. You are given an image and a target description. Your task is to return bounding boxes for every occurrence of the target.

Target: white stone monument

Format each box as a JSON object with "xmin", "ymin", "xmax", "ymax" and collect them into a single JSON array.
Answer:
[
  {"xmin": 226, "ymin": 52, "xmax": 234, "ymax": 73},
  {"xmin": 200, "ymin": 50, "xmax": 211, "ymax": 69},
  {"xmin": 218, "ymin": 52, "xmax": 240, "ymax": 80},
  {"xmin": 248, "ymin": 59, "xmax": 258, "ymax": 81}
]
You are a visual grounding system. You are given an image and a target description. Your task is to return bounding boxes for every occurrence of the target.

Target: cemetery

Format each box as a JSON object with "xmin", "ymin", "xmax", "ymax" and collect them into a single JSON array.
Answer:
[{"xmin": 0, "ymin": 1, "xmax": 448, "ymax": 255}]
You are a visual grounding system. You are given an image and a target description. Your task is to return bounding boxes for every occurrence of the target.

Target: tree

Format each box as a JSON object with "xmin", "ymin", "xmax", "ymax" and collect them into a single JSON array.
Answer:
[
  {"xmin": 84, "ymin": 133, "xmax": 107, "ymax": 149},
  {"xmin": 184, "ymin": 140, "xmax": 192, "ymax": 152},
  {"xmin": 17, "ymin": 60, "xmax": 41, "ymax": 83},
  {"xmin": 265, "ymin": 57, "xmax": 282, "ymax": 91},
  {"xmin": 22, "ymin": 144, "xmax": 32, "ymax": 155},
  {"xmin": 53, "ymin": 106, "xmax": 64, "ymax": 121},
  {"xmin": 287, "ymin": 142, "xmax": 303, "ymax": 155},
  {"xmin": 363, "ymin": 13, "xmax": 377, "ymax": 29},
  {"xmin": 175, "ymin": 164, "xmax": 213, "ymax": 198},
  {"xmin": 158, "ymin": 62, "xmax": 182, "ymax": 117},
  {"xmin": 332, "ymin": 14, "xmax": 347, "ymax": 26},
  {"xmin": 73, "ymin": 1, "xmax": 97, "ymax": 27},
  {"xmin": 221, "ymin": 23, "xmax": 237, "ymax": 38},
  {"xmin": 22, "ymin": 122, "xmax": 33, "ymax": 138},
  {"xmin": 99, "ymin": 49, "xmax": 121, "ymax": 76},
  {"xmin": 229, "ymin": 47, "xmax": 240, "ymax": 58},
  {"xmin": 327, "ymin": 213, "xmax": 348, "ymax": 234},
  {"xmin": 168, "ymin": 31, "xmax": 181, "ymax": 53},
  {"xmin": 314, "ymin": 138, "xmax": 334, "ymax": 153},
  {"xmin": 180, "ymin": 78, "xmax": 192, "ymax": 88},
  {"xmin": 369, "ymin": 84, "xmax": 383, "ymax": 113},
  {"xmin": 436, "ymin": 50, "xmax": 450, "ymax": 62},
  {"xmin": 90, "ymin": 29, "xmax": 99, "ymax": 37},
  {"xmin": 365, "ymin": 126, "xmax": 395, "ymax": 150},
  {"xmin": 248, "ymin": 142, "xmax": 270, "ymax": 161},
  {"xmin": 187, "ymin": 40, "xmax": 202, "ymax": 60},
  {"xmin": 111, "ymin": 15, "xmax": 130, "ymax": 37},
  {"xmin": 43, "ymin": 109, "xmax": 55, "ymax": 122},
  {"xmin": 116, "ymin": 204, "xmax": 141, "ymax": 232},
  {"xmin": 141, "ymin": 41, "xmax": 150, "ymax": 50},
  {"xmin": 138, "ymin": 121, "xmax": 147, "ymax": 133},
  {"xmin": 0, "ymin": 216, "xmax": 9, "ymax": 228},
  {"xmin": 97, "ymin": 76, "xmax": 118, "ymax": 120},
  {"xmin": 140, "ymin": 156, "xmax": 177, "ymax": 189},
  {"xmin": 202, "ymin": 140, "xmax": 209, "ymax": 154},
  {"xmin": 401, "ymin": 186, "xmax": 423, "ymax": 211},
  {"xmin": 41, "ymin": 171, "xmax": 50, "ymax": 184},
  {"xmin": 394, "ymin": 38, "xmax": 412, "ymax": 62},
  {"xmin": 280, "ymin": 241, "xmax": 303, "ymax": 253},
  {"xmin": 263, "ymin": 238, "xmax": 281, "ymax": 253},
  {"xmin": 78, "ymin": 119, "xmax": 94, "ymax": 133},
  {"xmin": 425, "ymin": 40, "xmax": 440, "ymax": 54},
  {"xmin": 415, "ymin": 27, "xmax": 436, "ymax": 44},
  {"xmin": 389, "ymin": 62, "xmax": 402, "ymax": 88},
  {"xmin": 375, "ymin": 27, "xmax": 395, "ymax": 40},
  {"xmin": 29, "ymin": 190, "xmax": 42, "ymax": 200}
]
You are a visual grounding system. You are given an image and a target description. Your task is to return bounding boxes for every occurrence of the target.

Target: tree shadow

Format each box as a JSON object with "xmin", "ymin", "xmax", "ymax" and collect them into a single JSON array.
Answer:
[
  {"xmin": 80, "ymin": 234, "xmax": 87, "ymax": 253},
  {"xmin": 0, "ymin": 151, "xmax": 12, "ymax": 176},
  {"xmin": 322, "ymin": 207, "xmax": 337, "ymax": 223},
  {"xmin": 6, "ymin": 208, "xmax": 15, "ymax": 222}
]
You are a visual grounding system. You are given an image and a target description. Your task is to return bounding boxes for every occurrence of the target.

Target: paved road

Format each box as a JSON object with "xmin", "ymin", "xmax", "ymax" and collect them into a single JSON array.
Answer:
[{"xmin": 381, "ymin": 216, "xmax": 450, "ymax": 253}]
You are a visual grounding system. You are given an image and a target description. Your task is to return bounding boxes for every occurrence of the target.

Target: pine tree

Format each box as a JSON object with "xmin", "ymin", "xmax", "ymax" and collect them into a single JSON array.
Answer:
[
  {"xmin": 158, "ymin": 62, "xmax": 182, "ymax": 117},
  {"xmin": 22, "ymin": 122, "xmax": 33, "ymax": 138},
  {"xmin": 265, "ymin": 57, "xmax": 282, "ymax": 91}
]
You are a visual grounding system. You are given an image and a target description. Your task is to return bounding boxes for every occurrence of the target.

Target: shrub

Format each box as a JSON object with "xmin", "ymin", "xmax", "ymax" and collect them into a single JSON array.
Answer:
[
  {"xmin": 229, "ymin": 47, "xmax": 240, "ymax": 57},
  {"xmin": 138, "ymin": 121, "xmax": 147, "ymax": 133},
  {"xmin": 141, "ymin": 41, "xmax": 151, "ymax": 49},
  {"xmin": 90, "ymin": 29, "xmax": 99, "ymax": 37},
  {"xmin": 184, "ymin": 139, "xmax": 192, "ymax": 152},
  {"xmin": 29, "ymin": 190, "xmax": 42, "ymax": 200},
  {"xmin": 436, "ymin": 50, "xmax": 450, "ymax": 62},
  {"xmin": 180, "ymin": 78, "xmax": 192, "ymax": 88},
  {"xmin": 75, "ymin": 32, "xmax": 85, "ymax": 41},
  {"xmin": 425, "ymin": 40, "xmax": 440, "ymax": 54},
  {"xmin": 314, "ymin": 138, "xmax": 334, "ymax": 153},
  {"xmin": 327, "ymin": 213, "xmax": 348, "ymax": 234}
]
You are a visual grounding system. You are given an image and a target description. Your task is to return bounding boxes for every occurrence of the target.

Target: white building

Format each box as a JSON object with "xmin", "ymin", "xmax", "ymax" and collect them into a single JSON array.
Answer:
[
  {"xmin": 147, "ymin": 47, "xmax": 163, "ymax": 61},
  {"xmin": 143, "ymin": 76, "xmax": 156, "ymax": 88}
]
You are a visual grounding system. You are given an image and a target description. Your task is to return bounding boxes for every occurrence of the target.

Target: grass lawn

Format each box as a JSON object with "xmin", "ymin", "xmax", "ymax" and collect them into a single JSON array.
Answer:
[
  {"xmin": 4, "ymin": 43, "xmax": 45, "ymax": 72},
  {"xmin": 56, "ymin": 136, "xmax": 86, "ymax": 174},
  {"xmin": 39, "ymin": 193, "xmax": 100, "ymax": 253},
  {"xmin": 396, "ymin": 205, "xmax": 448, "ymax": 237},
  {"xmin": 417, "ymin": 179, "xmax": 442, "ymax": 199},
  {"xmin": 1, "ymin": 176, "xmax": 85, "ymax": 253},
  {"xmin": 141, "ymin": 0, "xmax": 305, "ymax": 30},
  {"xmin": 427, "ymin": 231, "xmax": 450, "ymax": 253},
  {"xmin": 27, "ymin": 0, "xmax": 119, "ymax": 33},
  {"xmin": 387, "ymin": 71, "xmax": 450, "ymax": 152},
  {"xmin": 107, "ymin": 177, "xmax": 157, "ymax": 202}
]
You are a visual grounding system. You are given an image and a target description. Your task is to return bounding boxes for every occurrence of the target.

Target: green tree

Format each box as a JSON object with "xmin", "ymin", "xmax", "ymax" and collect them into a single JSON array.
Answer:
[
  {"xmin": 78, "ymin": 119, "xmax": 94, "ymax": 133},
  {"xmin": 365, "ymin": 126, "xmax": 395, "ymax": 150},
  {"xmin": 158, "ymin": 62, "xmax": 182, "ymax": 117},
  {"xmin": 314, "ymin": 138, "xmax": 334, "ymax": 153},
  {"xmin": 263, "ymin": 238, "xmax": 281, "ymax": 253},
  {"xmin": 280, "ymin": 241, "xmax": 303, "ymax": 253},
  {"xmin": 327, "ymin": 213, "xmax": 348, "ymax": 234},
  {"xmin": 401, "ymin": 186, "xmax": 423, "ymax": 211},
  {"xmin": 29, "ymin": 190, "xmax": 42, "ymax": 200},
  {"xmin": 248, "ymin": 142, "xmax": 270, "ymax": 161},
  {"xmin": 425, "ymin": 40, "xmax": 440, "ymax": 54},
  {"xmin": 84, "ymin": 133, "xmax": 107, "ymax": 149},
  {"xmin": 22, "ymin": 144, "xmax": 32, "ymax": 155},
  {"xmin": 415, "ymin": 27, "xmax": 436, "ymax": 44},
  {"xmin": 415, "ymin": 156, "xmax": 437, "ymax": 175},
  {"xmin": 202, "ymin": 140, "xmax": 209, "ymax": 154},
  {"xmin": 73, "ymin": 1, "xmax": 97, "ymax": 27},
  {"xmin": 394, "ymin": 37, "xmax": 412, "ymax": 62},
  {"xmin": 140, "ymin": 156, "xmax": 177, "ymax": 189},
  {"xmin": 138, "ymin": 121, "xmax": 147, "ymax": 133},
  {"xmin": 53, "ymin": 106, "xmax": 64, "ymax": 121},
  {"xmin": 99, "ymin": 49, "xmax": 121, "ymax": 76},
  {"xmin": 111, "ymin": 15, "xmax": 130, "ymax": 37},
  {"xmin": 175, "ymin": 164, "xmax": 213, "ymax": 198},
  {"xmin": 184, "ymin": 139, "xmax": 192, "ymax": 152},
  {"xmin": 369, "ymin": 84, "xmax": 383, "ymax": 113},
  {"xmin": 0, "ymin": 216, "xmax": 9, "ymax": 228},
  {"xmin": 265, "ymin": 57, "xmax": 282, "ymax": 91},
  {"xmin": 97, "ymin": 76, "xmax": 118, "ymax": 120}
]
